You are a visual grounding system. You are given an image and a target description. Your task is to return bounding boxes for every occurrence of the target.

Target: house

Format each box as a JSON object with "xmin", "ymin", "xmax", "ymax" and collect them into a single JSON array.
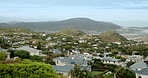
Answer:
[
  {"xmin": 50, "ymin": 49, "xmax": 62, "ymax": 54},
  {"xmin": 83, "ymin": 52, "xmax": 92, "ymax": 61},
  {"xmin": 101, "ymin": 57, "xmax": 121, "ymax": 65},
  {"xmin": 144, "ymin": 56, "xmax": 148, "ymax": 61},
  {"xmin": 78, "ymin": 40, "xmax": 87, "ymax": 43},
  {"xmin": 126, "ymin": 55, "xmax": 143, "ymax": 62},
  {"xmin": 16, "ymin": 46, "xmax": 46, "ymax": 56},
  {"xmin": 113, "ymin": 42, "xmax": 121, "ymax": 45},
  {"xmin": 104, "ymin": 52, "xmax": 112, "ymax": 57},
  {"xmin": 52, "ymin": 65, "xmax": 74, "ymax": 76},
  {"xmin": 52, "ymin": 54, "xmax": 92, "ymax": 76},
  {"xmin": 130, "ymin": 62, "xmax": 148, "ymax": 77},
  {"xmin": 72, "ymin": 48, "xmax": 80, "ymax": 54},
  {"xmin": 46, "ymin": 37, "xmax": 52, "ymax": 41},
  {"xmin": 130, "ymin": 62, "xmax": 147, "ymax": 71},
  {"xmin": 53, "ymin": 54, "xmax": 88, "ymax": 66},
  {"xmin": 61, "ymin": 50, "xmax": 69, "ymax": 56}
]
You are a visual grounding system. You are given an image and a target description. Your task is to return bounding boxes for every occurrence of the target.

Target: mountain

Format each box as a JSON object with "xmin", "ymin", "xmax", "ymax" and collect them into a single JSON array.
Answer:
[
  {"xmin": 0, "ymin": 18, "xmax": 121, "ymax": 33},
  {"xmin": 0, "ymin": 23, "xmax": 12, "ymax": 28},
  {"xmin": 54, "ymin": 29, "xmax": 86, "ymax": 36},
  {"xmin": 99, "ymin": 30, "xmax": 128, "ymax": 42}
]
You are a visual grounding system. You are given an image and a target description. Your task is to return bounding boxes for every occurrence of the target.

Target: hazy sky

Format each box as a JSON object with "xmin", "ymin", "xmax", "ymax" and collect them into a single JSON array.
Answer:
[{"xmin": 0, "ymin": 0, "xmax": 148, "ymax": 27}]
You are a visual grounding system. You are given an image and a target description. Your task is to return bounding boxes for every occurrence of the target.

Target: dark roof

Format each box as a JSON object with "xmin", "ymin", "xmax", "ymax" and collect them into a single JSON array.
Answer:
[{"xmin": 61, "ymin": 51, "xmax": 68, "ymax": 54}]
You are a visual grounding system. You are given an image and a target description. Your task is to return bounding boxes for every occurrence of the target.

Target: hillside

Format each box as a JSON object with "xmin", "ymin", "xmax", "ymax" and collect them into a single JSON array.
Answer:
[
  {"xmin": 0, "ymin": 28, "xmax": 44, "ymax": 34},
  {"xmin": 54, "ymin": 29, "xmax": 86, "ymax": 36},
  {"xmin": 0, "ymin": 18, "xmax": 121, "ymax": 32},
  {"xmin": 99, "ymin": 30, "xmax": 128, "ymax": 42}
]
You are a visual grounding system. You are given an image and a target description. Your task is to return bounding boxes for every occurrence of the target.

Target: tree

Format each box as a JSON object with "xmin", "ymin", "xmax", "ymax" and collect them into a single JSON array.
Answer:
[
  {"xmin": 0, "ymin": 62, "xmax": 58, "ymax": 78},
  {"xmin": 126, "ymin": 61, "xmax": 135, "ymax": 67},
  {"xmin": 138, "ymin": 76, "xmax": 142, "ymax": 78},
  {"xmin": 14, "ymin": 50, "xmax": 30, "ymax": 59},
  {"xmin": 0, "ymin": 51, "xmax": 8, "ymax": 61},
  {"xmin": 0, "ymin": 39, "xmax": 12, "ymax": 49},
  {"xmin": 37, "ymin": 42, "xmax": 42, "ymax": 50},
  {"xmin": 69, "ymin": 65, "xmax": 95, "ymax": 78},
  {"xmin": 31, "ymin": 55, "xmax": 43, "ymax": 61},
  {"xmin": 116, "ymin": 67, "xmax": 136, "ymax": 78},
  {"xmin": 44, "ymin": 60, "xmax": 56, "ymax": 65},
  {"xmin": 69, "ymin": 65, "xmax": 81, "ymax": 78}
]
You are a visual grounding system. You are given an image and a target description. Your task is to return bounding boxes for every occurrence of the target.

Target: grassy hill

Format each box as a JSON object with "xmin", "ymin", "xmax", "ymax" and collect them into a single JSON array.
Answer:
[
  {"xmin": 0, "ymin": 28, "xmax": 44, "ymax": 34},
  {"xmin": 54, "ymin": 29, "xmax": 86, "ymax": 36},
  {"xmin": 99, "ymin": 30, "xmax": 128, "ymax": 42}
]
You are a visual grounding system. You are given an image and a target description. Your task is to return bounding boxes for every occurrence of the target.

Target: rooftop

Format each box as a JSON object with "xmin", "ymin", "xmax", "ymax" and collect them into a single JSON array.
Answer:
[
  {"xmin": 101, "ymin": 57, "xmax": 121, "ymax": 62},
  {"xmin": 130, "ymin": 62, "xmax": 147, "ymax": 69},
  {"xmin": 52, "ymin": 65, "xmax": 74, "ymax": 74}
]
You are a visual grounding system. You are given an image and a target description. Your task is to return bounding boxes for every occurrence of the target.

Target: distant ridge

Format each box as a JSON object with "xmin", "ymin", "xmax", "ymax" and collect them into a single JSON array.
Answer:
[{"xmin": 0, "ymin": 18, "xmax": 121, "ymax": 32}]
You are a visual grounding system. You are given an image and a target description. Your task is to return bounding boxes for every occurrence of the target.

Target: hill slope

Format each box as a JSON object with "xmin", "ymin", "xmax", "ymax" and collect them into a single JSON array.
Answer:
[
  {"xmin": 0, "ymin": 18, "xmax": 121, "ymax": 32},
  {"xmin": 54, "ymin": 29, "xmax": 86, "ymax": 36},
  {"xmin": 99, "ymin": 31, "xmax": 128, "ymax": 42}
]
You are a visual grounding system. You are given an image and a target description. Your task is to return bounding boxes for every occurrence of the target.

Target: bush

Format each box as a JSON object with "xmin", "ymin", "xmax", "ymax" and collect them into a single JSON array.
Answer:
[{"xmin": 0, "ymin": 62, "xmax": 58, "ymax": 78}]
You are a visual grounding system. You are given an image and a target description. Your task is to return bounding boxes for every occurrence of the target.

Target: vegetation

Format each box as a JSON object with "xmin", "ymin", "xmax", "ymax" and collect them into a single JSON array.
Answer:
[
  {"xmin": 69, "ymin": 65, "xmax": 102, "ymax": 78},
  {"xmin": 0, "ymin": 51, "xmax": 8, "ymax": 61},
  {"xmin": 126, "ymin": 61, "xmax": 135, "ymax": 67},
  {"xmin": 115, "ymin": 67, "xmax": 136, "ymax": 78},
  {"xmin": 30, "ymin": 55, "xmax": 43, "ymax": 61},
  {"xmin": 0, "ymin": 60, "xmax": 58, "ymax": 78},
  {"xmin": 0, "ymin": 18, "xmax": 121, "ymax": 32},
  {"xmin": 14, "ymin": 50, "xmax": 30, "ymax": 59},
  {"xmin": 99, "ymin": 30, "xmax": 127, "ymax": 42},
  {"xmin": 91, "ymin": 59, "xmax": 118, "ymax": 72},
  {"xmin": 55, "ymin": 29, "xmax": 86, "ymax": 36}
]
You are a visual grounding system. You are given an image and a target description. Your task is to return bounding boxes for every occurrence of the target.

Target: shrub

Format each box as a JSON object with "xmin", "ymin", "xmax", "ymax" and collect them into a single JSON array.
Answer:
[{"xmin": 0, "ymin": 62, "xmax": 58, "ymax": 78}]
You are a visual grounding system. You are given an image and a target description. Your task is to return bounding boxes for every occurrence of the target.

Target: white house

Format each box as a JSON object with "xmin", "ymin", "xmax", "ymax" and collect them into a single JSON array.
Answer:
[{"xmin": 16, "ymin": 46, "xmax": 46, "ymax": 56}]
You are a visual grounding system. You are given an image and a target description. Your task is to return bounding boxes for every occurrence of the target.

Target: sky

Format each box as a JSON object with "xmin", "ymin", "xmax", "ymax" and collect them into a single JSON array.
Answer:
[{"xmin": 0, "ymin": 0, "xmax": 148, "ymax": 27}]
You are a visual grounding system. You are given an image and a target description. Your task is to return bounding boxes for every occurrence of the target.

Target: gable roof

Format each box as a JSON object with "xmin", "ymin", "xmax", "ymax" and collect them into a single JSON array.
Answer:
[
  {"xmin": 53, "ymin": 54, "xmax": 86, "ymax": 65},
  {"xmin": 50, "ymin": 49, "xmax": 62, "ymax": 53},
  {"xmin": 134, "ymin": 68, "xmax": 148, "ymax": 75},
  {"xmin": 52, "ymin": 65, "xmax": 74, "ymax": 74},
  {"xmin": 16, "ymin": 46, "xmax": 42, "ymax": 55},
  {"xmin": 101, "ymin": 57, "xmax": 121, "ymax": 62},
  {"xmin": 16, "ymin": 46, "xmax": 41, "ymax": 52},
  {"xmin": 130, "ymin": 62, "xmax": 147, "ymax": 69}
]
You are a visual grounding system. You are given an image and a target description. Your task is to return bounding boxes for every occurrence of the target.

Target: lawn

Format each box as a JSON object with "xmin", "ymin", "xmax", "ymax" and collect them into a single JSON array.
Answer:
[{"xmin": 91, "ymin": 71, "xmax": 104, "ymax": 75}]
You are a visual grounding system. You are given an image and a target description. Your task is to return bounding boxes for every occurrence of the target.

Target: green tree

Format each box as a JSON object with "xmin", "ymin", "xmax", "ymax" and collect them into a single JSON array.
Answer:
[
  {"xmin": 0, "ymin": 51, "xmax": 8, "ymax": 61},
  {"xmin": 31, "ymin": 55, "xmax": 43, "ymax": 61},
  {"xmin": 0, "ymin": 62, "xmax": 58, "ymax": 78},
  {"xmin": 44, "ymin": 60, "xmax": 56, "ymax": 65},
  {"xmin": 14, "ymin": 50, "xmax": 30, "ymax": 59},
  {"xmin": 126, "ymin": 61, "xmax": 135, "ymax": 67},
  {"xmin": 69, "ymin": 65, "xmax": 95, "ymax": 78},
  {"xmin": 116, "ymin": 67, "xmax": 136, "ymax": 78},
  {"xmin": 0, "ymin": 39, "xmax": 12, "ymax": 49}
]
